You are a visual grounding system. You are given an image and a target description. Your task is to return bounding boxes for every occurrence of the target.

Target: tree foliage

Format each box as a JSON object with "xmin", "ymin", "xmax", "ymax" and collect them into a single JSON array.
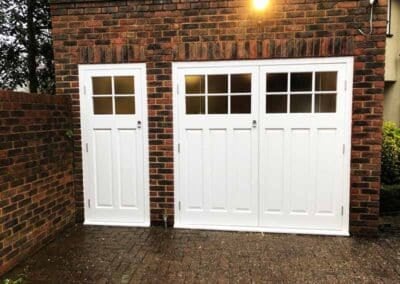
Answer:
[{"xmin": 0, "ymin": 0, "xmax": 55, "ymax": 94}]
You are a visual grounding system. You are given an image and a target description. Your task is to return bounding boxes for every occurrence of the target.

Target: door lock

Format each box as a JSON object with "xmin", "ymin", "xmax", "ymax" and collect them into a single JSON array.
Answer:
[
  {"xmin": 252, "ymin": 120, "xmax": 257, "ymax": 128},
  {"xmin": 137, "ymin": 120, "xmax": 142, "ymax": 129}
]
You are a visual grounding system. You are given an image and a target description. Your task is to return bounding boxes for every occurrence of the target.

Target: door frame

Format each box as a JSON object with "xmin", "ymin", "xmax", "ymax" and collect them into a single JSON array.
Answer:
[
  {"xmin": 78, "ymin": 63, "xmax": 150, "ymax": 227},
  {"xmin": 172, "ymin": 57, "xmax": 353, "ymax": 235}
]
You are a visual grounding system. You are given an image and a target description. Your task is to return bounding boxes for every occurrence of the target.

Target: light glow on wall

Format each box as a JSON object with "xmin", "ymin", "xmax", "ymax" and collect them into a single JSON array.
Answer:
[{"xmin": 252, "ymin": 0, "xmax": 269, "ymax": 11}]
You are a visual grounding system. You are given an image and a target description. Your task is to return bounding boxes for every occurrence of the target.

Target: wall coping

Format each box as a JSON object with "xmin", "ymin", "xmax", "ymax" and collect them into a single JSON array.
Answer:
[{"xmin": 0, "ymin": 90, "xmax": 70, "ymax": 104}]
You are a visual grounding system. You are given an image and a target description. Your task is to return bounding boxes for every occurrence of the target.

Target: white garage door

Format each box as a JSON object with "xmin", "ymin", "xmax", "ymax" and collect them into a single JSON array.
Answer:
[
  {"xmin": 173, "ymin": 58, "xmax": 353, "ymax": 235},
  {"xmin": 79, "ymin": 64, "xmax": 150, "ymax": 227}
]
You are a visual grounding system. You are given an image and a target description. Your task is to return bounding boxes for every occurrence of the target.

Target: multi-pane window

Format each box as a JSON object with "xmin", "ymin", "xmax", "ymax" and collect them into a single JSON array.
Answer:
[
  {"xmin": 266, "ymin": 71, "xmax": 337, "ymax": 114},
  {"xmin": 185, "ymin": 74, "xmax": 252, "ymax": 114},
  {"xmin": 92, "ymin": 76, "xmax": 135, "ymax": 115}
]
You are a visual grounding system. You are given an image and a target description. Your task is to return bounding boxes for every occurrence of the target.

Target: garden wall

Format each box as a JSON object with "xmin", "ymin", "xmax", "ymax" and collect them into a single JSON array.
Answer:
[{"xmin": 0, "ymin": 91, "xmax": 75, "ymax": 275}]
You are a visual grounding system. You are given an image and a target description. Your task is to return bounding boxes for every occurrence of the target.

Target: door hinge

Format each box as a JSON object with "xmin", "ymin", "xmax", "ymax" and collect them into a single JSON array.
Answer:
[
  {"xmin": 178, "ymin": 143, "xmax": 180, "ymax": 153},
  {"xmin": 178, "ymin": 201, "xmax": 181, "ymax": 211},
  {"xmin": 85, "ymin": 143, "xmax": 89, "ymax": 153},
  {"xmin": 341, "ymin": 206, "xmax": 344, "ymax": 216},
  {"xmin": 344, "ymin": 80, "xmax": 347, "ymax": 91},
  {"xmin": 84, "ymin": 85, "xmax": 87, "ymax": 95},
  {"xmin": 88, "ymin": 199, "xmax": 91, "ymax": 208},
  {"xmin": 177, "ymin": 84, "xmax": 179, "ymax": 95},
  {"xmin": 342, "ymin": 144, "xmax": 345, "ymax": 155}
]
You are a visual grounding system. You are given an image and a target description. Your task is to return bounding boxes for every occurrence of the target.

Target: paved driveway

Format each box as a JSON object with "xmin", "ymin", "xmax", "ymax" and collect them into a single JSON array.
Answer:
[{"xmin": 3, "ymin": 225, "xmax": 400, "ymax": 283}]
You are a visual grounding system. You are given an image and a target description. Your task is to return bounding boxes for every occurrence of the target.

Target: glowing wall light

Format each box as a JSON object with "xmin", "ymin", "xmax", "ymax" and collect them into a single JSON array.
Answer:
[{"xmin": 252, "ymin": 0, "xmax": 269, "ymax": 11}]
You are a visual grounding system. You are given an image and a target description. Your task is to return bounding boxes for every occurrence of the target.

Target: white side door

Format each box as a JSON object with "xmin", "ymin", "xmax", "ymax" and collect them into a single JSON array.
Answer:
[
  {"xmin": 175, "ymin": 66, "xmax": 259, "ymax": 227},
  {"xmin": 79, "ymin": 64, "xmax": 149, "ymax": 226},
  {"xmin": 259, "ymin": 61, "xmax": 351, "ymax": 232}
]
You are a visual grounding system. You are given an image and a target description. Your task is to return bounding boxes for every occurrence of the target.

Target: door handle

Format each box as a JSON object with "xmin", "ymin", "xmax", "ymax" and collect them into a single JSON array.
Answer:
[
  {"xmin": 252, "ymin": 120, "xmax": 257, "ymax": 128},
  {"xmin": 137, "ymin": 120, "xmax": 142, "ymax": 129}
]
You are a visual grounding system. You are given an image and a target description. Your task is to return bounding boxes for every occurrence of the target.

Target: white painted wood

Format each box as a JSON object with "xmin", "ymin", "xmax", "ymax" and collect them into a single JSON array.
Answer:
[
  {"xmin": 79, "ymin": 64, "xmax": 150, "ymax": 226},
  {"xmin": 258, "ymin": 61, "xmax": 351, "ymax": 232},
  {"xmin": 173, "ymin": 58, "xmax": 353, "ymax": 236},
  {"xmin": 176, "ymin": 66, "xmax": 259, "ymax": 227},
  {"xmin": 94, "ymin": 130, "xmax": 113, "ymax": 207}
]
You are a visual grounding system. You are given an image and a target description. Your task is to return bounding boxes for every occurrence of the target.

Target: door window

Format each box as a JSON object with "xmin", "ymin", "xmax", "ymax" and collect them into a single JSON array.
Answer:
[
  {"xmin": 92, "ymin": 76, "xmax": 136, "ymax": 115},
  {"xmin": 315, "ymin": 72, "xmax": 337, "ymax": 113},
  {"xmin": 266, "ymin": 71, "xmax": 337, "ymax": 114},
  {"xmin": 185, "ymin": 73, "xmax": 252, "ymax": 114}
]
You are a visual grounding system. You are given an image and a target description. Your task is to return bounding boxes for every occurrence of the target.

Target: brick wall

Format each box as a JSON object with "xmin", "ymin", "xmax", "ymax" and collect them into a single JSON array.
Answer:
[
  {"xmin": 0, "ymin": 91, "xmax": 75, "ymax": 275},
  {"xmin": 49, "ymin": 0, "xmax": 387, "ymax": 235}
]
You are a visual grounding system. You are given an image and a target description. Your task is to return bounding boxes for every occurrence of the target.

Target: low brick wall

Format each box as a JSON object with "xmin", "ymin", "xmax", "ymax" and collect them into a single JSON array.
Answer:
[{"xmin": 0, "ymin": 91, "xmax": 75, "ymax": 275}]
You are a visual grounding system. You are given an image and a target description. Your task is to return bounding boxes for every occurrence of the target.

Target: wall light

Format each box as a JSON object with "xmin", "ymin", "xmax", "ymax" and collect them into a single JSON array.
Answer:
[{"xmin": 253, "ymin": 0, "xmax": 269, "ymax": 11}]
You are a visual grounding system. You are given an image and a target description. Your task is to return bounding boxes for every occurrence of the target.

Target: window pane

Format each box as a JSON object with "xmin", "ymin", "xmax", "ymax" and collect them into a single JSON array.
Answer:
[
  {"xmin": 115, "ymin": 76, "xmax": 135, "ymax": 94},
  {"xmin": 290, "ymin": 94, "xmax": 312, "ymax": 113},
  {"xmin": 315, "ymin": 72, "xmax": 337, "ymax": 91},
  {"xmin": 266, "ymin": 95, "xmax": 287, "ymax": 113},
  {"xmin": 186, "ymin": 96, "xmax": 205, "ymax": 114},
  {"xmin": 291, "ymin": 73, "xmax": 312, "ymax": 92},
  {"xmin": 315, "ymin": 94, "xmax": 336, "ymax": 113},
  {"xmin": 185, "ymin": 75, "xmax": 205, "ymax": 94},
  {"xmin": 93, "ymin": 97, "xmax": 112, "ymax": 114},
  {"xmin": 208, "ymin": 75, "xmax": 228, "ymax": 93},
  {"xmin": 115, "ymin": 97, "xmax": 135, "ymax": 114},
  {"xmin": 208, "ymin": 96, "xmax": 228, "ymax": 114},
  {"xmin": 231, "ymin": 74, "xmax": 251, "ymax": 93},
  {"xmin": 92, "ymin": 77, "xmax": 112, "ymax": 95},
  {"xmin": 231, "ymin": 95, "xmax": 251, "ymax": 113},
  {"xmin": 267, "ymin": 73, "xmax": 287, "ymax": 92}
]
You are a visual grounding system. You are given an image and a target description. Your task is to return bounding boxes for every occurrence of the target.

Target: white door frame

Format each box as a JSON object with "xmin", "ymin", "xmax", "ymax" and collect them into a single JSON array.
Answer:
[
  {"xmin": 78, "ymin": 63, "xmax": 150, "ymax": 227},
  {"xmin": 172, "ymin": 57, "xmax": 353, "ymax": 236}
]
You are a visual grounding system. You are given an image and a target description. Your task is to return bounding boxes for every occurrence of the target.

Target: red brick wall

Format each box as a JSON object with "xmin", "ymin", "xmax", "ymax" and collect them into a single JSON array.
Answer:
[
  {"xmin": 0, "ymin": 91, "xmax": 75, "ymax": 275},
  {"xmin": 49, "ymin": 0, "xmax": 387, "ymax": 235}
]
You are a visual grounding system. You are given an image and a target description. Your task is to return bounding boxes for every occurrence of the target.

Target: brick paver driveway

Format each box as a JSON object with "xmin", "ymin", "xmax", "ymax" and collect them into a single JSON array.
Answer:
[{"xmin": 3, "ymin": 225, "xmax": 400, "ymax": 283}]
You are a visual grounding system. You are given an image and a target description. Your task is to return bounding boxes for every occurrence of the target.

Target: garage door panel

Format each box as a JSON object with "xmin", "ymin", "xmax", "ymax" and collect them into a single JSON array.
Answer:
[
  {"xmin": 208, "ymin": 129, "xmax": 228, "ymax": 211},
  {"xmin": 93, "ymin": 129, "xmax": 113, "ymax": 208},
  {"xmin": 230, "ymin": 128, "xmax": 254, "ymax": 212},
  {"xmin": 184, "ymin": 129, "xmax": 204, "ymax": 210},
  {"xmin": 261, "ymin": 128, "xmax": 285, "ymax": 214},
  {"xmin": 289, "ymin": 128, "xmax": 311, "ymax": 214},
  {"xmin": 315, "ymin": 128, "xmax": 339, "ymax": 215}
]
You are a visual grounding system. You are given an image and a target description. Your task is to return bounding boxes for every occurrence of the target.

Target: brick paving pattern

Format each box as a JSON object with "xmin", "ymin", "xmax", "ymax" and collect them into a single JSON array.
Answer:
[{"xmin": 3, "ymin": 225, "xmax": 400, "ymax": 283}]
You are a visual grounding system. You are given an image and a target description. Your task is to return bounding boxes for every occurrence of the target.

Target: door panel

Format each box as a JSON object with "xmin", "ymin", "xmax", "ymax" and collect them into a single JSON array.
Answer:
[
  {"xmin": 208, "ymin": 129, "xmax": 228, "ymax": 211},
  {"xmin": 178, "ymin": 67, "xmax": 259, "ymax": 227},
  {"xmin": 185, "ymin": 129, "xmax": 204, "ymax": 210},
  {"xmin": 79, "ymin": 64, "xmax": 149, "ymax": 226},
  {"xmin": 315, "ymin": 128, "xmax": 338, "ymax": 214},
  {"xmin": 259, "ymin": 63, "xmax": 347, "ymax": 231},
  {"xmin": 261, "ymin": 129, "xmax": 285, "ymax": 214},
  {"xmin": 231, "ymin": 128, "xmax": 253, "ymax": 212},
  {"xmin": 289, "ymin": 128, "xmax": 311, "ymax": 214},
  {"xmin": 118, "ymin": 129, "xmax": 138, "ymax": 208},
  {"xmin": 94, "ymin": 129, "xmax": 113, "ymax": 207}
]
